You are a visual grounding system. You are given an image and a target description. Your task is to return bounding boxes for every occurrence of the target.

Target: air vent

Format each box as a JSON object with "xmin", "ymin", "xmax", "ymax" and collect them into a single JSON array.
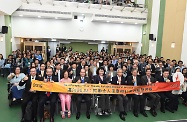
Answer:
[
  {"xmin": 95, "ymin": 14, "xmax": 146, "ymax": 20},
  {"xmin": 17, "ymin": 8, "xmax": 71, "ymax": 15}
]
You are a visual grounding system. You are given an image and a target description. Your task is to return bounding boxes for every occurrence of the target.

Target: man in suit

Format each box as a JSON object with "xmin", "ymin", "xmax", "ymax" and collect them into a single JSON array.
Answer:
[
  {"xmin": 90, "ymin": 61, "xmax": 98, "ymax": 76},
  {"xmin": 19, "ymin": 67, "xmax": 44, "ymax": 122},
  {"xmin": 47, "ymin": 46, "xmax": 51, "ymax": 61},
  {"xmin": 77, "ymin": 60, "xmax": 86, "ymax": 73},
  {"xmin": 61, "ymin": 44, "xmax": 66, "ymax": 53},
  {"xmin": 155, "ymin": 69, "xmax": 177, "ymax": 113},
  {"xmin": 38, "ymin": 63, "xmax": 46, "ymax": 78},
  {"xmin": 60, "ymin": 58, "xmax": 68, "ymax": 71},
  {"xmin": 166, "ymin": 62, "xmax": 176, "ymax": 77},
  {"xmin": 127, "ymin": 68, "xmax": 147, "ymax": 117},
  {"xmin": 73, "ymin": 69, "xmax": 91, "ymax": 120},
  {"xmin": 53, "ymin": 63, "xmax": 64, "ymax": 82},
  {"xmin": 68, "ymin": 62, "xmax": 80, "ymax": 80},
  {"xmin": 102, "ymin": 60, "xmax": 108, "ymax": 73},
  {"xmin": 141, "ymin": 68, "xmax": 160, "ymax": 117},
  {"xmin": 139, "ymin": 57, "xmax": 147, "ymax": 76},
  {"xmin": 147, "ymin": 59, "xmax": 156, "ymax": 77},
  {"xmin": 155, "ymin": 61, "xmax": 165, "ymax": 78},
  {"xmin": 38, "ymin": 68, "xmax": 58, "ymax": 122},
  {"xmin": 56, "ymin": 44, "xmax": 61, "ymax": 54},
  {"xmin": 115, "ymin": 58, "xmax": 123, "ymax": 71},
  {"xmin": 164, "ymin": 59, "xmax": 171, "ymax": 68},
  {"xmin": 111, "ymin": 69, "xmax": 128, "ymax": 121},
  {"xmin": 85, "ymin": 64, "xmax": 93, "ymax": 81}
]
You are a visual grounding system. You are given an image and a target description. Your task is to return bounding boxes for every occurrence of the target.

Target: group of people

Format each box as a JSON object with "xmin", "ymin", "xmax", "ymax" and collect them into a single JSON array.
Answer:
[{"xmin": 1, "ymin": 46, "xmax": 187, "ymax": 122}]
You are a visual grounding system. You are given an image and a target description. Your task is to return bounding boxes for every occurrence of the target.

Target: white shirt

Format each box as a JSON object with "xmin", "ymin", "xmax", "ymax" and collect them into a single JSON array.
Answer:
[
  {"xmin": 117, "ymin": 76, "xmax": 121, "ymax": 85},
  {"xmin": 41, "ymin": 70, "xmax": 44, "ymax": 77}
]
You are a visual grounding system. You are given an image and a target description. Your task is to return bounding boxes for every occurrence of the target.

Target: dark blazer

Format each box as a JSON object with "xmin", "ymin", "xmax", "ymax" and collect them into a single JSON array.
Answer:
[
  {"xmin": 37, "ymin": 70, "xmax": 46, "ymax": 78},
  {"xmin": 94, "ymin": 75, "xmax": 108, "ymax": 84},
  {"xmin": 155, "ymin": 75, "xmax": 173, "ymax": 82},
  {"xmin": 141, "ymin": 75, "xmax": 156, "ymax": 85},
  {"xmin": 111, "ymin": 75, "xmax": 127, "ymax": 85},
  {"xmin": 61, "ymin": 64, "xmax": 68, "ymax": 71},
  {"xmin": 68, "ymin": 68, "xmax": 80, "ymax": 79},
  {"xmin": 73, "ymin": 76, "xmax": 91, "ymax": 83},
  {"xmin": 19, "ymin": 75, "xmax": 44, "ymax": 98},
  {"xmin": 115, "ymin": 63, "xmax": 123, "ymax": 70},
  {"xmin": 85, "ymin": 70, "xmax": 93, "ymax": 82},
  {"xmin": 53, "ymin": 69, "xmax": 64, "ymax": 81},
  {"xmin": 127, "ymin": 75, "xmax": 143, "ymax": 86}
]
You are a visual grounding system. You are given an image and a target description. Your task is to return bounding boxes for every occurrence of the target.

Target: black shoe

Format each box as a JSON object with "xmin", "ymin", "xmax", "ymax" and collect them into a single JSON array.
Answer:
[
  {"xmin": 150, "ymin": 109, "xmax": 156, "ymax": 117},
  {"xmin": 33, "ymin": 117, "xmax": 37, "ymax": 122},
  {"xmin": 86, "ymin": 112, "xmax": 90, "ymax": 119},
  {"xmin": 133, "ymin": 112, "xmax": 138, "ymax": 117},
  {"xmin": 166, "ymin": 107, "xmax": 174, "ymax": 113},
  {"xmin": 102, "ymin": 110, "xmax": 105, "ymax": 115},
  {"xmin": 153, "ymin": 109, "xmax": 157, "ymax": 116},
  {"xmin": 160, "ymin": 108, "xmax": 165, "ymax": 113},
  {"xmin": 40, "ymin": 118, "xmax": 44, "ymax": 122},
  {"xmin": 141, "ymin": 111, "xmax": 148, "ymax": 117},
  {"xmin": 106, "ymin": 109, "xmax": 111, "ymax": 114},
  {"xmin": 123, "ymin": 111, "xmax": 127, "ymax": 115},
  {"xmin": 119, "ymin": 112, "xmax": 126, "ymax": 121},
  {"xmin": 76, "ymin": 112, "xmax": 80, "ymax": 120},
  {"xmin": 20, "ymin": 117, "xmax": 24, "ymax": 122},
  {"xmin": 50, "ymin": 117, "xmax": 54, "ymax": 122}
]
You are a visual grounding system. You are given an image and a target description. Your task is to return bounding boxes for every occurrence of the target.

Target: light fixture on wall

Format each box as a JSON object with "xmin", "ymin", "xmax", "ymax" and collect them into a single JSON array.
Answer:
[
  {"xmin": 0, "ymin": 36, "xmax": 3, "ymax": 42},
  {"xmin": 171, "ymin": 42, "xmax": 175, "ymax": 48},
  {"xmin": 10, "ymin": 38, "xmax": 12, "ymax": 42},
  {"xmin": 151, "ymin": 43, "xmax": 154, "ymax": 47},
  {"xmin": 130, "ymin": 43, "xmax": 132, "ymax": 46},
  {"xmin": 141, "ymin": 43, "xmax": 143, "ymax": 47},
  {"xmin": 51, "ymin": 39, "xmax": 56, "ymax": 41},
  {"xmin": 21, "ymin": 38, "xmax": 23, "ymax": 43}
]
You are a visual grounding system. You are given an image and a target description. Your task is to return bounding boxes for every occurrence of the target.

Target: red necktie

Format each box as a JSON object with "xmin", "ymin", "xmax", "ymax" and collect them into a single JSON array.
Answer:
[{"xmin": 47, "ymin": 78, "xmax": 50, "ymax": 97}]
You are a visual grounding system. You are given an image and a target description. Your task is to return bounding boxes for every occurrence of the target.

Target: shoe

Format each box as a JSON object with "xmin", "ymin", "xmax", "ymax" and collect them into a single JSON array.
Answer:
[
  {"xmin": 86, "ymin": 111, "xmax": 90, "ymax": 119},
  {"xmin": 123, "ymin": 111, "xmax": 127, "ymax": 115},
  {"xmin": 141, "ymin": 111, "xmax": 148, "ymax": 117},
  {"xmin": 160, "ymin": 108, "xmax": 165, "ymax": 113},
  {"xmin": 68, "ymin": 111, "xmax": 71, "ymax": 118},
  {"xmin": 50, "ymin": 117, "xmax": 54, "ymax": 122},
  {"xmin": 102, "ymin": 110, "xmax": 105, "ymax": 115},
  {"xmin": 153, "ymin": 109, "xmax": 157, "ymax": 116},
  {"xmin": 119, "ymin": 112, "xmax": 126, "ymax": 121},
  {"xmin": 133, "ymin": 112, "xmax": 138, "ymax": 117},
  {"xmin": 33, "ymin": 117, "xmax": 37, "ymax": 122},
  {"xmin": 61, "ymin": 111, "xmax": 65, "ymax": 119},
  {"xmin": 166, "ymin": 107, "xmax": 174, "ymax": 113},
  {"xmin": 150, "ymin": 109, "xmax": 156, "ymax": 117},
  {"xmin": 40, "ymin": 118, "xmax": 44, "ymax": 122},
  {"xmin": 20, "ymin": 117, "xmax": 24, "ymax": 122},
  {"xmin": 76, "ymin": 112, "xmax": 80, "ymax": 120},
  {"xmin": 106, "ymin": 109, "xmax": 111, "ymax": 114}
]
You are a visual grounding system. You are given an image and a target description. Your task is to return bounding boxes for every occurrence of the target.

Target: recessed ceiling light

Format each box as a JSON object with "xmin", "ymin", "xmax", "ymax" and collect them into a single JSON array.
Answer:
[
  {"xmin": 19, "ymin": 15, "xmax": 23, "ymax": 17},
  {"xmin": 82, "ymin": 14, "xmax": 84, "ymax": 16},
  {"xmin": 107, "ymin": 21, "xmax": 110, "ymax": 23},
  {"xmin": 38, "ymin": 16, "xmax": 41, "ymax": 18},
  {"xmin": 121, "ymin": 22, "xmax": 123, "ymax": 23},
  {"xmin": 135, "ymin": 23, "xmax": 138, "ymax": 24},
  {"xmin": 55, "ymin": 17, "xmax": 58, "ymax": 19}
]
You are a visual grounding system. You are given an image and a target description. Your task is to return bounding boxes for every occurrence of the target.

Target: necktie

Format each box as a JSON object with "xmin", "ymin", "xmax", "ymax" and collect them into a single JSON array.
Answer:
[
  {"xmin": 81, "ymin": 77, "xmax": 84, "ymax": 83},
  {"xmin": 47, "ymin": 78, "xmax": 50, "ymax": 97},
  {"xmin": 134, "ymin": 77, "xmax": 137, "ymax": 86}
]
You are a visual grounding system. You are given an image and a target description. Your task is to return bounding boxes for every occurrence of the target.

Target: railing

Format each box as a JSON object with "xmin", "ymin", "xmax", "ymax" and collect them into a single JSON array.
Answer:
[{"xmin": 54, "ymin": 0, "xmax": 147, "ymax": 8}]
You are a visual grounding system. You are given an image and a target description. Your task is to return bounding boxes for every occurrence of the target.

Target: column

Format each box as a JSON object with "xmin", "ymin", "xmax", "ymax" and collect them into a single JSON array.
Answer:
[{"xmin": 0, "ymin": 15, "xmax": 6, "ymax": 57}]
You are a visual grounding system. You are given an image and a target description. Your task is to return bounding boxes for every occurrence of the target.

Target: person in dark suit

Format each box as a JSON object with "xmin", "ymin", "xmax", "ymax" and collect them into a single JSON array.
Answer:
[
  {"xmin": 85, "ymin": 64, "xmax": 93, "ymax": 81},
  {"xmin": 53, "ymin": 63, "xmax": 64, "ymax": 82},
  {"xmin": 111, "ymin": 69, "xmax": 128, "ymax": 121},
  {"xmin": 115, "ymin": 58, "xmax": 123, "ymax": 71},
  {"xmin": 73, "ymin": 69, "xmax": 91, "ymax": 120},
  {"xmin": 60, "ymin": 58, "xmax": 68, "ymax": 71},
  {"xmin": 155, "ymin": 61, "xmax": 165, "ymax": 78},
  {"xmin": 37, "ymin": 63, "xmax": 46, "ymax": 78},
  {"xmin": 77, "ymin": 60, "xmax": 86, "ymax": 73},
  {"xmin": 56, "ymin": 44, "xmax": 61, "ymax": 54},
  {"xmin": 38, "ymin": 68, "xmax": 58, "ymax": 122},
  {"xmin": 47, "ymin": 46, "xmax": 51, "ymax": 61},
  {"xmin": 155, "ymin": 69, "xmax": 178, "ymax": 113},
  {"xmin": 141, "ymin": 68, "xmax": 160, "ymax": 117},
  {"xmin": 19, "ymin": 67, "xmax": 44, "ymax": 122},
  {"xmin": 68, "ymin": 62, "xmax": 80, "ymax": 80},
  {"xmin": 127, "ymin": 68, "xmax": 147, "ymax": 117},
  {"xmin": 61, "ymin": 44, "xmax": 66, "ymax": 53},
  {"xmin": 94, "ymin": 67, "xmax": 111, "ymax": 115},
  {"xmin": 147, "ymin": 59, "xmax": 156, "ymax": 77}
]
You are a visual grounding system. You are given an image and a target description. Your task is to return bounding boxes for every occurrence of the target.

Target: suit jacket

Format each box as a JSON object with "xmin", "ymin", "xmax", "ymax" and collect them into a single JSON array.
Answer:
[
  {"xmin": 111, "ymin": 75, "xmax": 127, "ymax": 85},
  {"xmin": 155, "ymin": 75, "xmax": 173, "ymax": 82},
  {"xmin": 106, "ymin": 71, "xmax": 117, "ymax": 82},
  {"xmin": 127, "ymin": 75, "xmax": 143, "ymax": 86},
  {"xmin": 85, "ymin": 70, "xmax": 93, "ymax": 82},
  {"xmin": 37, "ymin": 70, "xmax": 46, "ymax": 78},
  {"xmin": 90, "ymin": 66, "xmax": 98, "ymax": 75},
  {"xmin": 73, "ymin": 76, "xmax": 91, "ymax": 83},
  {"xmin": 68, "ymin": 68, "xmax": 80, "ymax": 79},
  {"xmin": 155, "ymin": 67, "xmax": 165, "ymax": 78},
  {"xmin": 53, "ymin": 69, "xmax": 64, "ymax": 81},
  {"xmin": 19, "ymin": 75, "xmax": 44, "ymax": 98},
  {"xmin": 115, "ymin": 63, "xmax": 123, "ymax": 70},
  {"xmin": 60, "ymin": 64, "xmax": 68, "ymax": 71},
  {"xmin": 94, "ymin": 75, "xmax": 108, "ymax": 84},
  {"xmin": 141, "ymin": 75, "xmax": 156, "ymax": 85}
]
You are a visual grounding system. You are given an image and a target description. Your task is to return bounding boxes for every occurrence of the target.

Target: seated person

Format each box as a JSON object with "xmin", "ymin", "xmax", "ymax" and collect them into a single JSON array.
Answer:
[
  {"xmin": 7, "ymin": 67, "xmax": 25, "ymax": 101},
  {"xmin": 38, "ymin": 68, "xmax": 58, "ymax": 122},
  {"xmin": 94, "ymin": 67, "xmax": 111, "ymax": 115},
  {"xmin": 73, "ymin": 69, "xmax": 91, "ymax": 120},
  {"xmin": 59, "ymin": 71, "xmax": 72, "ymax": 119},
  {"xmin": 141, "ymin": 68, "xmax": 160, "ymax": 117},
  {"xmin": 127, "ymin": 68, "xmax": 147, "ymax": 117},
  {"xmin": 111, "ymin": 68, "xmax": 128, "ymax": 121},
  {"xmin": 181, "ymin": 74, "xmax": 187, "ymax": 106},
  {"xmin": 156, "ymin": 69, "xmax": 178, "ymax": 113},
  {"xmin": 19, "ymin": 67, "xmax": 43, "ymax": 122}
]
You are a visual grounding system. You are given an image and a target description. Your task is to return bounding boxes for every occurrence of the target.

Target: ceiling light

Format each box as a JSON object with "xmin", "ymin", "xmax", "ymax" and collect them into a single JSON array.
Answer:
[
  {"xmin": 19, "ymin": 15, "xmax": 23, "ymax": 17},
  {"xmin": 55, "ymin": 17, "xmax": 58, "ymax": 19},
  {"xmin": 82, "ymin": 14, "xmax": 84, "ymax": 16},
  {"xmin": 135, "ymin": 23, "xmax": 138, "ymax": 24},
  {"xmin": 51, "ymin": 39, "xmax": 56, "ymax": 41},
  {"xmin": 121, "ymin": 22, "xmax": 123, "ymax": 23},
  {"xmin": 107, "ymin": 21, "xmax": 110, "ymax": 23},
  {"xmin": 38, "ymin": 16, "xmax": 41, "ymax": 18}
]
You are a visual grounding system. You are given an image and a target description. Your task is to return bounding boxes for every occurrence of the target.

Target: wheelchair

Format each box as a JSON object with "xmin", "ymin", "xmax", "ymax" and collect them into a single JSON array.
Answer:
[{"xmin": 93, "ymin": 95, "xmax": 112, "ymax": 116}]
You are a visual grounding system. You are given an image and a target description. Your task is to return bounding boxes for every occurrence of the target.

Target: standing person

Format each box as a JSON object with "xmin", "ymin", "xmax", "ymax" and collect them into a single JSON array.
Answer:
[
  {"xmin": 141, "ymin": 68, "xmax": 160, "ymax": 117},
  {"xmin": 73, "ymin": 69, "xmax": 91, "ymax": 120},
  {"xmin": 47, "ymin": 46, "xmax": 51, "ymax": 61},
  {"xmin": 0, "ymin": 54, "xmax": 5, "ymax": 76},
  {"xmin": 59, "ymin": 71, "xmax": 72, "ymax": 119},
  {"xmin": 127, "ymin": 68, "xmax": 147, "ymax": 117},
  {"xmin": 38, "ymin": 68, "xmax": 58, "ymax": 122},
  {"xmin": 61, "ymin": 44, "xmax": 66, "ymax": 53},
  {"xmin": 35, "ymin": 51, "xmax": 43, "ymax": 64},
  {"xmin": 56, "ymin": 44, "xmax": 61, "ymax": 54},
  {"xmin": 53, "ymin": 63, "xmax": 64, "ymax": 82},
  {"xmin": 19, "ymin": 67, "xmax": 43, "ymax": 122},
  {"xmin": 111, "ymin": 69, "xmax": 128, "ymax": 121}
]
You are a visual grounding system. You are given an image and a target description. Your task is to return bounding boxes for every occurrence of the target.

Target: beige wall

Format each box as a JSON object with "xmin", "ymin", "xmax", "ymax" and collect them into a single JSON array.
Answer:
[{"xmin": 161, "ymin": 0, "xmax": 186, "ymax": 60}]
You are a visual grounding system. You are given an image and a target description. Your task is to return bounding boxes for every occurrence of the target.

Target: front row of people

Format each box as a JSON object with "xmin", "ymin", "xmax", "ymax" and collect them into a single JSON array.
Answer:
[{"xmin": 16, "ymin": 66, "xmax": 178, "ymax": 122}]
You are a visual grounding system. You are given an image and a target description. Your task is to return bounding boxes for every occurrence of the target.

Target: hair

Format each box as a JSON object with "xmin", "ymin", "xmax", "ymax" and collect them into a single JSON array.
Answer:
[
  {"xmin": 14, "ymin": 66, "xmax": 21, "ymax": 74},
  {"xmin": 63, "ymin": 70, "xmax": 69, "ymax": 77},
  {"xmin": 108, "ymin": 64, "xmax": 114, "ymax": 70},
  {"xmin": 182, "ymin": 68, "xmax": 187, "ymax": 74},
  {"xmin": 163, "ymin": 69, "xmax": 169, "ymax": 73},
  {"xmin": 146, "ymin": 68, "xmax": 152, "ymax": 72},
  {"xmin": 0, "ymin": 54, "xmax": 4, "ymax": 59},
  {"xmin": 178, "ymin": 60, "xmax": 183, "ymax": 64},
  {"xmin": 40, "ymin": 63, "xmax": 45, "ymax": 66},
  {"xmin": 117, "ymin": 68, "xmax": 123, "ymax": 72},
  {"xmin": 55, "ymin": 62, "xmax": 61, "ymax": 66},
  {"xmin": 96, "ymin": 67, "xmax": 105, "ymax": 75},
  {"xmin": 175, "ymin": 67, "xmax": 180, "ymax": 73}
]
